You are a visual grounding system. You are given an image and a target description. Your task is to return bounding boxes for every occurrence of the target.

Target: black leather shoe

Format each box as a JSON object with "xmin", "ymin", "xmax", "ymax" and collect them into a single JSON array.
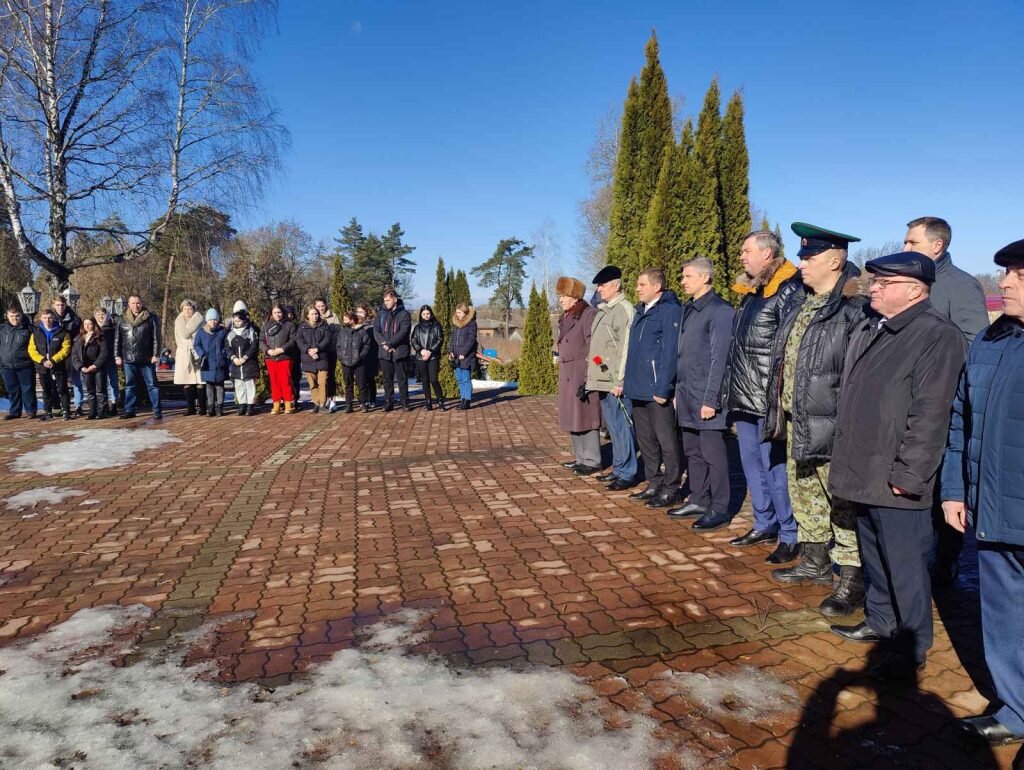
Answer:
[
  {"xmin": 830, "ymin": 621, "xmax": 886, "ymax": 644},
  {"xmin": 730, "ymin": 529, "xmax": 778, "ymax": 547},
  {"xmin": 561, "ymin": 460, "xmax": 578, "ymax": 469},
  {"xmin": 606, "ymin": 478, "xmax": 637, "ymax": 492},
  {"xmin": 629, "ymin": 487, "xmax": 657, "ymax": 501},
  {"xmin": 645, "ymin": 490, "xmax": 681, "ymax": 509},
  {"xmin": 691, "ymin": 511, "xmax": 732, "ymax": 531},
  {"xmin": 956, "ymin": 715, "xmax": 1024, "ymax": 746},
  {"xmin": 765, "ymin": 542, "xmax": 800, "ymax": 564},
  {"xmin": 666, "ymin": 502, "xmax": 707, "ymax": 519},
  {"xmin": 573, "ymin": 464, "xmax": 602, "ymax": 476},
  {"xmin": 119, "ymin": 412, "xmax": 136, "ymax": 420},
  {"xmin": 595, "ymin": 471, "xmax": 617, "ymax": 482}
]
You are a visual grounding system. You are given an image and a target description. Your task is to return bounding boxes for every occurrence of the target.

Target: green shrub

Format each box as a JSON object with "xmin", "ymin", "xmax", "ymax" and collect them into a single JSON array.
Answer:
[{"xmin": 487, "ymin": 359, "xmax": 519, "ymax": 383}]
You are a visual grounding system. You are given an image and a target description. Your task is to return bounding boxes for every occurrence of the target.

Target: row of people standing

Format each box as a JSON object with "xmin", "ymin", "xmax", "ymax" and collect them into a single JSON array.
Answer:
[
  {"xmin": 0, "ymin": 295, "xmax": 162, "ymax": 420},
  {"xmin": 555, "ymin": 216, "xmax": 994, "ymax": 686},
  {"xmin": 169, "ymin": 290, "xmax": 480, "ymax": 416}
]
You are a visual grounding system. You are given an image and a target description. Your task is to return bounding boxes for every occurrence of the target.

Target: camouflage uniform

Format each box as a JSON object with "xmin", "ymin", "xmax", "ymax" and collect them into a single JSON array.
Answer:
[{"xmin": 782, "ymin": 293, "xmax": 860, "ymax": 567}]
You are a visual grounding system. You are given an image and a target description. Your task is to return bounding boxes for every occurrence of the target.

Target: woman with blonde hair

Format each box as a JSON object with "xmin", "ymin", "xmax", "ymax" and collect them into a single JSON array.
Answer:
[
  {"xmin": 173, "ymin": 298, "xmax": 207, "ymax": 415},
  {"xmin": 296, "ymin": 305, "xmax": 333, "ymax": 413},
  {"xmin": 448, "ymin": 302, "xmax": 478, "ymax": 410}
]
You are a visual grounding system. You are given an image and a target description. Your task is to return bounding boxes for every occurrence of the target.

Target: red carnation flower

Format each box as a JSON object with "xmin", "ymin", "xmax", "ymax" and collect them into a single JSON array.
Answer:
[{"xmin": 593, "ymin": 355, "xmax": 603, "ymax": 365}]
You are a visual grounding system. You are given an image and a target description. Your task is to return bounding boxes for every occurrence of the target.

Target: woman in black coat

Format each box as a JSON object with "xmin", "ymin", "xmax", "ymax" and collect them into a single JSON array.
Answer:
[
  {"xmin": 335, "ymin": 311, "xmax": 371, "ymax": 413},
  {"xmin": 356, "ymin": 304, "xmax": 378, "ymax": 410},
  {"xmin": 448, "ymin": 303, "xmax": 478, "ymax": 409},
  {"xmin": 71, "ymin": 317, "xmax": 109, "ymax": 420},
  {"xmin": 260, "ymin": 305, "xmax": 298, "ymax": 414},
  {"xmin": 411, "ymin": 305, "xmax": 445, "ymax": 410},
  {"xmin": 296, "ymin": 307, "xmax": 334, "ymax": 413},
  {"xmin": 226, "ymin": 310, "xmax": 261, "ymax": 416}
]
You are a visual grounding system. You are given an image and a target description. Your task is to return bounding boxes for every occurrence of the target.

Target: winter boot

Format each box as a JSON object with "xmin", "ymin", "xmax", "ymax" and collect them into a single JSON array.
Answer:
[
  {"xmin": 425, "ymin": 399, "xmax": 433, "ymax": 411},
  {"xmin": 462, "ymin": 399, "xmax": 471, "ymax": 410},
  {"xmin": 771, "ymin": 542, "xmax": 833, "ymax": 585},
  {"xmin": 345, "ymin": 403, "xmax": 354, "ymax": 414},
  {"xmin": 284, "ymin": 401, "xmax": 294, "ymax": 414},
  {"xmin": 439, "ymin": 398, "xmax": 447, "ymax": 411},
  {"xmin": 819, "ymin": 566, "xmax": 866, "ymax": 616},
  {"xmin": 217, "ymin": 403, "xmax": 225, "ymax": 417},
  {"xmin": 270, "ymin": 401, "xmax": 281, "ymax": 415},
  {"xmin": 248, "ymin": 403, "xmax": 258, "ymax": 416}
]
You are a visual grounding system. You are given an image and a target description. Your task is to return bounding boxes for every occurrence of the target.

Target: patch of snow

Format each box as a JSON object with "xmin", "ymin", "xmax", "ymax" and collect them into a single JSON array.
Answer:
[
  {"xmin": 3, "ymin": 486, "xmax": 87, "ymax": 510},
  {"xmin": 650, "ymin": 666, "xmax": 799, "ymax": 722},
  {"xmin": 79, "ymin": 499, "xmax": 101, "ymax": 506},
  {"xmin": 10, "ymin": 429, "xmax": 181, "ymax": 476},
  {"xmin": 471, "ymin": 379, "xmax": 516, "ymax": 392},
  {"xmin": 0, "ymin": 606, "xmax": 671, "ymax": 769}
]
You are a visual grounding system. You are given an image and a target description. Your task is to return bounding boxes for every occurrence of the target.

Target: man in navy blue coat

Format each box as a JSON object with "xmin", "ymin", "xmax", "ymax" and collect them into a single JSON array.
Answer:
[
  {"xmin": 942, "ymin": 239, "xmax": 1024, "ymax": 747},
  {"xmin": 622, "ymin": 268, "xmax": 683, "ymax": 509}
]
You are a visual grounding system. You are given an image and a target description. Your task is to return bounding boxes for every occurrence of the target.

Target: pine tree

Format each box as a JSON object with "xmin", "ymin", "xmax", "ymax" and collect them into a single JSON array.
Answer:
[
  {"xmin": 693, "ymin": 78, "xmax": 727, "ymax": 297},
  {"xmin": 380, "ymin": 222, "xmax": 416, "ymax": 296},
  {"xmin": 518, "ymin": 284, "xmax": 557, "ymax": 395},
  {"xmin": 434, "ymin": 257, "xmax": 459, "ymax": 399},
  {"xmin": 719, "ymin": 90, "xmax": 752, "ymax": 298},
  {"xmin": 471, "ymin": 237, "xmax": 533, "ymax": 339},
  {"xmin": 607, "ymin": 32, "xmax": 674, "ymax": 299}
]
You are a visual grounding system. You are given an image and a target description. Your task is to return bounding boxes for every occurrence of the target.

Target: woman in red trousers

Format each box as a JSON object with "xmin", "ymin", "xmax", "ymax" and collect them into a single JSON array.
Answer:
[{"xmin": 260, "ymin": 304, "xmax": 298, "ymax": 414}]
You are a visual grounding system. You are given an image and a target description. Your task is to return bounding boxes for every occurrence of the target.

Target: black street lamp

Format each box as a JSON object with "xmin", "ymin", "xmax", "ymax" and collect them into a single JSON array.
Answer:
[
  {"xmin": 62, "ymin": 284, "xmax": 81, "ymax": 312},
  {"xmin": 18, "ymin": 284, "xmax": 40, "ymax": 316}
]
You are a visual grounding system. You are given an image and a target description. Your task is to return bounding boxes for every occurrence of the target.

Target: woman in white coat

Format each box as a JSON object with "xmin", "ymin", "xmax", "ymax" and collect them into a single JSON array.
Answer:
[{"xmin": 173, "ymin": 299, "xmax": 207, "ymax": 415}]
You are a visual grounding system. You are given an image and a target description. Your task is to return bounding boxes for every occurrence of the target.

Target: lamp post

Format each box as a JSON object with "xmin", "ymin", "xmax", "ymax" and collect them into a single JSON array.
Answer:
[
  {"xmin": 18, "ymin": 284, "xmax": 41, "ymax": 317},
  {"xmin": 101, "ymin": 296, "xmax": 114, "ymax": 315},
  {"xmin": 61, "ymin": 284, "xmax": 81, "ymax": 312},
  {"xmin": 113, "ymin": 296, "xmax": 126, "ymax": 317}
]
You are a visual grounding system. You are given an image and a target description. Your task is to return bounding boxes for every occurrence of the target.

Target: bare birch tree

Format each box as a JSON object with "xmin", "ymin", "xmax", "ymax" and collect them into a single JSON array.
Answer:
[{"xmin": 0, "ymin": 0, "xmax": 284, "ymax": 288}]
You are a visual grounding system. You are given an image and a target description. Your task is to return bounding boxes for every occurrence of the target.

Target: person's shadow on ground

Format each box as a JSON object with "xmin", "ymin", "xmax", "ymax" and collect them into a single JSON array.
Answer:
[{"xmin": 787, "ymin": 635, "xmax": 999, "ymax": 769}]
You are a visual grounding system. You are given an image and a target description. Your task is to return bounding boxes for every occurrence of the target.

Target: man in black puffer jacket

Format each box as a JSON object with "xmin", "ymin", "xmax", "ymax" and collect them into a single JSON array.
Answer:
[
  {"xmin": 0, "ymin": 306, "xmax": 37, "ymax": 419},
  {"xmin": 374, "ymin": 290, "xmax": 412, "ymax": 411},
  {"xmin": 114, "ymin": 295, "xmax": 162, "ymax": 419},
  {"xmin": 721, "ymin": 229, "xmax": 801, "ymax": 563},
  {"xmin": 763, "ymin": 223, "xmax": 870, "ymax": 618}
]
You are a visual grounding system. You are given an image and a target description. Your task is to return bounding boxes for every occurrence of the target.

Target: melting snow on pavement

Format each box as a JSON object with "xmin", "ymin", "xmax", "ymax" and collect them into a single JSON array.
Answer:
[
  {"xmin": 9, "ymin": 429, "xmax": 181, "ymax": 476},
  {"xmin": 0, "ymin": 607, "xmax": 674, "ymax": 769},
  {"xmin": 3, "ymin": 486, "xmax": 87, "ymax": 510}
]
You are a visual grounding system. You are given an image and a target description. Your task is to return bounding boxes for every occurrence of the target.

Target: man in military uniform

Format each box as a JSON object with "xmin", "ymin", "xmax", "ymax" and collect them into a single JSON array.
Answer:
[{"xmin": 764, "ymin": 224, "xmax": 868, "ymax": 616}]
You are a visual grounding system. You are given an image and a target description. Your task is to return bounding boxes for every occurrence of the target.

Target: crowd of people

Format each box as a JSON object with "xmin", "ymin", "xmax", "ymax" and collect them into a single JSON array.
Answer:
[
  {"xmin": 0, "ymin": 289, "xmax": 480, "ymax": 421},
  {"xmin": 554, "ymin": 217, "xmax": 1023, "ymax": 747}
]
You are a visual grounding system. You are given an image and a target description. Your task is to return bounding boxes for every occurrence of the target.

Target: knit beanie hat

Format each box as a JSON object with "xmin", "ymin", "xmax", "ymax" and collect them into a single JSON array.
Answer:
[
  {"xmin": 205, "ymin": 308, "xmax": 220, "ymax": 322},
  {"xmin": 232, "ymin": 300, "xmax": 248, "ymax": 314}
]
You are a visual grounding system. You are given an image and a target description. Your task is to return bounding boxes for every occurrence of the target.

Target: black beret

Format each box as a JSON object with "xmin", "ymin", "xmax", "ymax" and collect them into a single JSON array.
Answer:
[
  {"xmin": 792, "ymin": 222, "xmax": 860, "ymax": 258},
  {"xmin": 865, "ymin": 251, "xmax": 936, "ymax": 284},
  {"xmin": 994, "ymin": 239, "xmax": 1024, "ymax": 268},
  {"xmin": 592, "ymin": 265, "xmax": 622, "ymax": 285}
]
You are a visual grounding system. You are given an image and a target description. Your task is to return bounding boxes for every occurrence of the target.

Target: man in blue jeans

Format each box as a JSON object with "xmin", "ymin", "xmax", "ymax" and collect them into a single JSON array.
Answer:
[
  {"xmin": 585, "ymin": 266, "xmax": 638, "ymax": 490},
  {"xmin": 113, "ymin": 295, "xmax": 162, "ymax": 419},
  {"xmin": 721, "ymin": 230, "xmax": 800, "ymax": 564}
]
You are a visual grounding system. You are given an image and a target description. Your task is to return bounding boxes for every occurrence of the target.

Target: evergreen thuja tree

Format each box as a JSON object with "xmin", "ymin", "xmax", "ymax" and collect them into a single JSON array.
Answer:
[
  {"xmin": 435, "ymin": 257, "xmax": 459, "ymax": 399},
  {"xmin": 331, "ymin": 254, "xmax": 353, "ymax": 392},
  {"xmin": 518, "ymin": 284, "xmax": 557, "ymax": 395},
  {"xmin": 693, "ymin": 78, "xmax": 727, "ymax": 297},
  {"xmin": 452, "ymin": 269, "xmax": 472, "ymax": 307},
  {"xmin": 719, "ymin": 90, "xmax": 752, "ymax": 300}
]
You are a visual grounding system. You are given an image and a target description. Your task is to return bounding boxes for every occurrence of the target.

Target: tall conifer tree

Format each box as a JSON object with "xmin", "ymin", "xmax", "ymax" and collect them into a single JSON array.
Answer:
[
  {"xmin": 693, "ymin": 78, "xmax": 727, "ymax": 296},
  {"xmin": 719, "ymin": 90, "xmax": 752, "ymax": 298},
  {"xmin": 606, "ymin": 32, "xmax": 673, "ymax": 298},
  {"xmin": 434, "ymin": 257, "xmax": 459, "ymax": 399},
  {"xmin": 518, "ymin": 284, "xmax": 557, "ymax": 395},
  {"xmin": 452, "ymin": 269, "xmax": 472, "ymax": 308}
]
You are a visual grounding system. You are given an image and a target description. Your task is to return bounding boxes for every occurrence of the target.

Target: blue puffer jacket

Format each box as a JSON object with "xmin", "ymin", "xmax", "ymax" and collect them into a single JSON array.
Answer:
[
  {"xmin": 193, "ymin": 325, "xmax": 229, "ymax": 383},
  {"xmin": 941, "ymin": 315, "xmax": 1024, "ymax": 546},
  {"xmin": 622, "ymin": 291, "xmax": 682, "ymax": 402}
]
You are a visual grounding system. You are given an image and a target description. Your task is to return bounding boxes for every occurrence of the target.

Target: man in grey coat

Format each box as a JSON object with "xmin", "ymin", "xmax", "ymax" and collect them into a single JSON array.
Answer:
[
  {"xmin": 585, "ymin": 266, "xmax": 638, "ymax": 489},
  {"xmin": 903, "ymin": 216, "xmax": 989, "ymax": 586}
]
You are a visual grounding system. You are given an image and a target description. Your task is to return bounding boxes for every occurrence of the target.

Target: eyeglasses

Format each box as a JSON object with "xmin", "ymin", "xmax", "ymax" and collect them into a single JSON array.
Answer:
[{"xmin": 868, "ymin": 278, "xmax": 919, "ymax": 289}]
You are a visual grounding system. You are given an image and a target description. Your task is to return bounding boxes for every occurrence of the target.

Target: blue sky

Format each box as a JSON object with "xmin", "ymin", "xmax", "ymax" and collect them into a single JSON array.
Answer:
[{"xmin": 245, "ymin": 0, "xmax": 1024, "ymax": 302}]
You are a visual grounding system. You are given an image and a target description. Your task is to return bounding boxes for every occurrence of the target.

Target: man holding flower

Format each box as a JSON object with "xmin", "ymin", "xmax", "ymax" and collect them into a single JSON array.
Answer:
[{"xmin": 585, "ymin": 266, "xmax": 638, "ymax": 489}]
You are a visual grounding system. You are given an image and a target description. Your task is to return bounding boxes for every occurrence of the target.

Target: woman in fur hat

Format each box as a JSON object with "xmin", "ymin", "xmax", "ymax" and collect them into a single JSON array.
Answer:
[{"xmin": 556, "ymin": 277, "xmax": 602, "ymax": 474}]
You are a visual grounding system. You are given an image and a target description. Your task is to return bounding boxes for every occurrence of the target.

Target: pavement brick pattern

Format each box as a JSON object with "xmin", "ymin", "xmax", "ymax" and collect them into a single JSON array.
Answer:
[{"xmin": 0, "ymin": 395, "xmax": 1019, "ymax": 769}]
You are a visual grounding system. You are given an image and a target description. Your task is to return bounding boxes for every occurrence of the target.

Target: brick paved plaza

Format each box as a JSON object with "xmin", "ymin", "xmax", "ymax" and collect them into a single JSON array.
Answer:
[{"xmin": 0, "ymin": 395, "xmax": 1019, "ymax": 769}]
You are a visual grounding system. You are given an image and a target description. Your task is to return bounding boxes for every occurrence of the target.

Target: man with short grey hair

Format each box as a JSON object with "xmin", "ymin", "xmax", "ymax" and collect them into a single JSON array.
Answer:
[
  {"xmin": 586, "ymin": 266, "xmax": 638, "ymax": 489},
  {"xmin": 903, "ymin": 216, "xmax": 988, "ymax": 587},
  {"xmin": 668, "ymin": 257, "xmax": 735, "ymax": 528}
]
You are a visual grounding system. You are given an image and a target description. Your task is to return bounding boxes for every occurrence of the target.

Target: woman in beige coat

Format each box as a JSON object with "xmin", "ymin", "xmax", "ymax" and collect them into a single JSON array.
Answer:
[{"xmin": 173, "ymin": 299, "xmax": 207, "ymax": 415}]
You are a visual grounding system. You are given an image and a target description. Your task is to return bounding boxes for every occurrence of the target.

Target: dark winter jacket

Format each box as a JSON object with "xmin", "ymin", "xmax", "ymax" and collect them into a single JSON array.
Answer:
[
  {"xmin": 723, "ymin": 258, "xmax": 799, "ymax": 417},
  {"xmin": 411, "ymin": 311, "xmax": 444, "ymax": 358},
  {"xmin": 929, "ymin": 252, "xmax": 990, "ymax": 343},
  {"xmin": 675, "ymin": 290, "xmax": 735, "ymax": 430},
  {"xmin": 374, "ymin": 300, "xmax": 412, "ymax": 360},
  {"xmin": 226, "ymin": 322, "xmax": 260, "ymax": 380},
  {"xmin": 622, "ymin": 290, "xmax": 683, "ymax": 402},
  {"xmin": 296, "ymin": 321, "xmax": 334, "ymax": 373},
  {"xmin": 193, "ymin": 325, "xmax": 229, "ymax": 383},
  {"xmin": 71, "ymin": 333, "xmax": 109, "ymax": 372},
  {"xmin": 448, "ymin": 307, "xmax": 478, "ymax": 370},
  {"xmin": 260, "ymin": 319, "xmax": 297, "ymax": 362},
  {"xmin": 55, "ymin": 307, "xmax": 82, "ymax": 339},
  {"xmin": 942, "ymin": 316, "xmax": 1024, "ymax": 547},
  {"xmin": 762, "ymin": 262, "xmax": 870, "ymax": 460},
  {"xmin": 0, "ymin": 318, "xmax": 34, "ymax": 370},
  {"xmin": 830, "ymin": 300, "xmax": 966, "ymax": 509},
  {"xmin": 114, "ymin": 309, "xmax": 161, "ymax": 365},
  {"xmin": 98, "ymin": 315, "xmax": 117, "ymax": 362},
  {"xmin": 336, "ymin": 324, "xmax": 371, "ymax": 368},
  {"xmin": 28, "ymin": 323, "xmax": 72, "ymax": 371}
]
